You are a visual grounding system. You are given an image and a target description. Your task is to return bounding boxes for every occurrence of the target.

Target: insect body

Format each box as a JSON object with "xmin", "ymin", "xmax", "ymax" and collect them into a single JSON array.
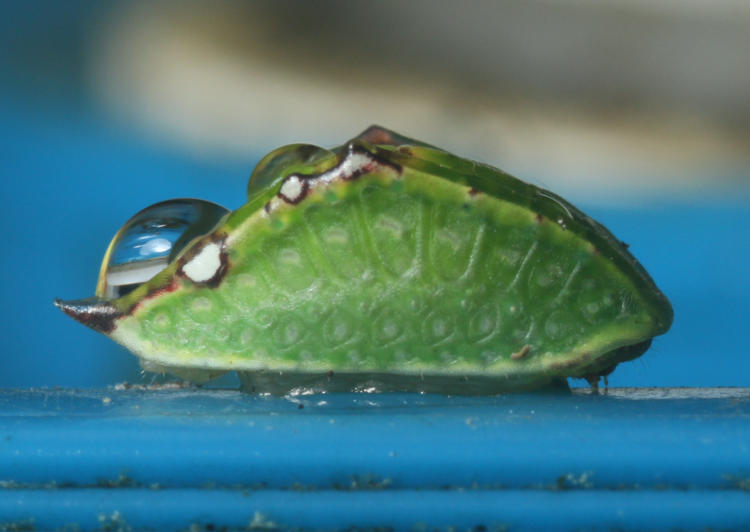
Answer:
[{"xmin": 56, "ymin": 126, "xmax": 672, "ymax": 393}]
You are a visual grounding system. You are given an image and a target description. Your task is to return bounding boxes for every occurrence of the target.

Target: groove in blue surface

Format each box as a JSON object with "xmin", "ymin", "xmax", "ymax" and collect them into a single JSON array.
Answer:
[{"xmin": 1, "ymin": 489, "xmax": 749, "ymax": 531}]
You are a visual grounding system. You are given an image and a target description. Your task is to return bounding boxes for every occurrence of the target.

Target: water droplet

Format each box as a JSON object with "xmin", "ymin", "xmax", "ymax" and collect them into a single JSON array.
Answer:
[
  {"xmin": 98, "ymin": 199, "xmax": 229, "ymax": 298},
  {"xmin": 247, "ymin": 144, "xmax": 334, "ymax": 200}
]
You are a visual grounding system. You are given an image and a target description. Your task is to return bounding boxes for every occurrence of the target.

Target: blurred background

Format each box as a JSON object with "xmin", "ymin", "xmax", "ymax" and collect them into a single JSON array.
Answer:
[{"xmin": 1, "ymin": 1, "xmax": 748, "ymax": 388}]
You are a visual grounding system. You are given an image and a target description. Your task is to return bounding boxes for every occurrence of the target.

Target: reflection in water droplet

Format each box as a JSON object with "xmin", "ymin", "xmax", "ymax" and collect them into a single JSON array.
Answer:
[
  {"xmin": 140, "ymin": 237, "xmax": 172, "ymax": 256},
  {"xmin": 98, "ymin": 199, "xmax": 229, "ymax": 298}
]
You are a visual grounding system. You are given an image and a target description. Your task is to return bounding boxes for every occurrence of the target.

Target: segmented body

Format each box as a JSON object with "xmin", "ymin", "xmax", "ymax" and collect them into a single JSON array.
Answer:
[
  {"xmin": 58, "ymin": 126, "xmax": 672, "ymax": 392},
  {"xmin": 112, "ymin": 142, "xmax": 668, "ymax": 385}
]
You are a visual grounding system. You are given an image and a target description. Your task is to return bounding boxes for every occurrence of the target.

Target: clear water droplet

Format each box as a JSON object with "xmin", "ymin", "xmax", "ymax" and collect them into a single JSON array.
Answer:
[
  {"xmin": 98, "ymin": 199, "xmax": 229, "ymax": 298},
  {"xmin": 247, "ymin": 144, "xmax": 335, "ymax": 200}
]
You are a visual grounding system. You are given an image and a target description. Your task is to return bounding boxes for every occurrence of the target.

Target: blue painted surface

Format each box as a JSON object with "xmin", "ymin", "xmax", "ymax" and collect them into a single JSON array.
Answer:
[
  {"xmin": 1, "ymin": 388, "xmax": 748, "ymax": 530},
  {"xmin": 2, "ymin": 0, "xmax": 750, "ymax": 392},
  {"xmin": 2, "ymin": 388, "xmax": 749, "ymax": 490}
]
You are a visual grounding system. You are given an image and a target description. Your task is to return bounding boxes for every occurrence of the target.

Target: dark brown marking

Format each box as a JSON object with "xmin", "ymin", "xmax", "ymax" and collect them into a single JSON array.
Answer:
[
  {"xmin": 535, "ymin": 213, "xmax": 544, "ymax": 223},
  {"xmin": 264, "ymin": 201, "xmax": 271, "ymax": 214},
  {"xmin": 297, "ymin": 403, "xmax": 304, "ymax": 410},
  {"xmin": 585, "ymin": 375, "xmax": 600, "ymax": 393},
  {"xmin": 204, "ymin": 249, "xmax": 230, "ymax": 289},
  {"xmin": 356, "ymin": 125, "xmax": 394, "ymax": 146},
  {"xmin": 125, "ymin": 278, "xmax": 179, "ymax": 316},
  {"xmin": 468, "ymin": 187, "xmax": 480, "ymax": 197},
  {"xmin": 326, "ymin": 370, "xmax": 335, "ymax": 378},
  {"xmin": 345, "ymin": 141, "xmax": 403, "ymax": 175},
  {"xmin": 510, "ymin": 345, "xmax": 531, "ymax": 360},
  {"xmin": 54, "ymin": 297, "xmax": 122, "ymax": 334}
]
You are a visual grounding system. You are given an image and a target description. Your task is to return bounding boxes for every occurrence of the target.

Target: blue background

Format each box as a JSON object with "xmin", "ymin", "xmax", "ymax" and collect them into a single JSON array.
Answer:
[{"xmin": 1, "ymin": 3, "xmax": 748, "ymax": 389}]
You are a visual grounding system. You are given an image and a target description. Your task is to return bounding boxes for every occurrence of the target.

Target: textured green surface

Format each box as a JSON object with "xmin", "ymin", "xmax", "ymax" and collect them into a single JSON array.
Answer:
[{"xmin": 61, "ymin": 126, "xmax": 673, "ymax": 391}]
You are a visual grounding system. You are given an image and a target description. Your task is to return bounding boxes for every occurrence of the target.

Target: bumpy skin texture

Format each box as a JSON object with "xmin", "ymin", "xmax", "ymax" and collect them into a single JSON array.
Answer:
[{"xmin": 58, "ymin": 126, "xmax": 672, "ymax": 392}]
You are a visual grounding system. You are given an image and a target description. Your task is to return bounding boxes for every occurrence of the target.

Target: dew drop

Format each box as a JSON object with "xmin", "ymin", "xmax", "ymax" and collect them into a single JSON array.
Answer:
[{"xmin": 97, "ymin": 199, "xmax": 229, "ymax": 299}]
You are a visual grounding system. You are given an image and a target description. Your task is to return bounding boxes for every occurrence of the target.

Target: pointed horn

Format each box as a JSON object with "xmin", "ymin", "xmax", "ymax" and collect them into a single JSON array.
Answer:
[{"xmin": 54, "ymin": 297, "xmax": 122, "ymax": 334}]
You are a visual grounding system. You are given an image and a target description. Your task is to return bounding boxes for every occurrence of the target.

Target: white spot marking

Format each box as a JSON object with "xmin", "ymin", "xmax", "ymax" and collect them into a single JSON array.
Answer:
[
  {"xmin": 182, "ymin": 242, "xmax": 222, "ymax": 283},
  {"xmin": 339, "ymin": 151, "xmax": 374, "ymax": 178},
  {"xmin": 258, "ymin": 151, "xmax": 378, "ymax": 219},
  {"xmin": 279, "ymin": 175, "xmax": 304, "ymax": 202},
  {"xmin": 318, "ymin": 151, "xmax": 374, "ymax": 183}
]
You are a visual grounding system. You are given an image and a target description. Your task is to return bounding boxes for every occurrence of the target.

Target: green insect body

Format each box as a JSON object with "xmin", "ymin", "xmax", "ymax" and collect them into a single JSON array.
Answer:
[{"xmin": 56, "ymin": 126, "xmax": 672, "ymax": 393}]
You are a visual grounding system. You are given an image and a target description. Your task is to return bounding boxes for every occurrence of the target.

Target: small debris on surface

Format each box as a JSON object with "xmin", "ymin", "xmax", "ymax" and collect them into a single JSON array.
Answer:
[
  {"xmin": 510, "ymin": 345, "xmax": 531, "ymax": 360},
  {"xmin": 113, "ymin": 381, "xmax": 195, "ymax": 391}
]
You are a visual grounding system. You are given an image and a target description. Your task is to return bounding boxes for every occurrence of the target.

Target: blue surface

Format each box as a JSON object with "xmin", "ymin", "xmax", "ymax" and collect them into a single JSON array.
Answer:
[
  {"xmin": 1, "ymin": 388, "xmax": 749, "ymax": 530},
  {"xmin": 2, "ymin": 0, "xmax": 750, "ymax": 391}
]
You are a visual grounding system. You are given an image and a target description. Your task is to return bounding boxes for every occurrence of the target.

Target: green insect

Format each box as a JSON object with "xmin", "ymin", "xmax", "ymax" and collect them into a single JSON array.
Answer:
[{"xmin": 56, "ymin": 126, "xmax": 672, "ymax": 393}]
